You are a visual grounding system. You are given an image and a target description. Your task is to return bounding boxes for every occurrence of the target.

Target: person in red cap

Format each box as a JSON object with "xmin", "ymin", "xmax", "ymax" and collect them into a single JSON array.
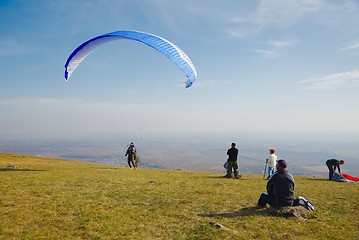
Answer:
[{"xmin": 266, "ymin": 149, "xmax": 278, "ymax": 179}]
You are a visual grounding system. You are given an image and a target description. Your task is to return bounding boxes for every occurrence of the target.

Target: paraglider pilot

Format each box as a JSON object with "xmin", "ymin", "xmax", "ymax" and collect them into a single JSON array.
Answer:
[{"xmin": 125, "ymin": 142, "xmax": 137, "ymax": 169}]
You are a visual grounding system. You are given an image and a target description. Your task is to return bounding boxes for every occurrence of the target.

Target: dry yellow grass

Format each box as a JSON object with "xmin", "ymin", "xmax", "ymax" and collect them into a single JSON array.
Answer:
[{"xmin": 0, "ymin": 153, "xmax": 358, "ymax": 239}]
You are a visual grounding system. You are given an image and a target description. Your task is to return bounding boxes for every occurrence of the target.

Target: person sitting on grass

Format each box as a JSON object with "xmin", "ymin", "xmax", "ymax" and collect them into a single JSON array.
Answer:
[{"xmin": 258, "ymin": 159, "xmax": 294, "ymax": 208}]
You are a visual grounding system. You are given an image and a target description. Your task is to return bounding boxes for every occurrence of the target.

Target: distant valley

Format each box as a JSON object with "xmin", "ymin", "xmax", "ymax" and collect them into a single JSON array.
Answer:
[{"xmin": 1, "ymin": 134, "xmax": 358, "ymax": 177}]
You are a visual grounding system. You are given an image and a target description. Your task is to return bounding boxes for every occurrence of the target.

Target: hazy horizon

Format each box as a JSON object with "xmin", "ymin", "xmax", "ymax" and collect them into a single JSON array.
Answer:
[{"xmin": 1, "ymin": 134, "xmax": 358, "ymax": 178}]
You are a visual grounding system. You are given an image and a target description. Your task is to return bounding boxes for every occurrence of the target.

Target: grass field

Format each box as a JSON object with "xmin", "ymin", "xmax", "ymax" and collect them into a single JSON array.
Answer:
[{"xmin": 0, "ymin": 153, "xmax": 358, "ymax": 239}]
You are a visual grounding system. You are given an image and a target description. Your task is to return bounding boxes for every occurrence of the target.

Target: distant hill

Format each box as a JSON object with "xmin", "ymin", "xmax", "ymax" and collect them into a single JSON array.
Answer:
[
  {"xmin": 1, "ymin": 135, "xmax": 358, "ymax": 178},
  {"xmin": 0, "ymin": 153, "xmax": 358, "ymax": 239}
]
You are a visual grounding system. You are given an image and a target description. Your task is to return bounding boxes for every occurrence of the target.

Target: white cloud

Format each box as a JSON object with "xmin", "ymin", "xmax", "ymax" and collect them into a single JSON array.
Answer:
[
  {"xmin": 298, "ymin": 70, "xmax": 359, "ymax": 90},
  {"xmin": 341, "ymin": 42, "xmax": 359, "ymax": 51},
  {"xmin": 0, "ymin": 38, "xmax": 31, "ymax": 56},
  {"xmin": 338, "ymin": 41, "xmax": 359, "ymax": 56},
  {"xmin": 251, "ymin": 49, "xmax": 279, "ymax": 59},
  {"xmin": 226, "ymin": 0, "xmax": 353, "ymax": 38},
  {"xmin": 266, "ymin": 39, "xmax": 297, "ymax": 48},
  {"xmin": 195, "ymin": 80, "xmax": 232, "ymax": 88},
  {"xmin": 253, "ymin": 0, "xmax": 331, "ymax": 27},
  {"xmin": 252, "ymin": 38, "xmax": 298, "ymax": 58},
  {"xmin": 225, "ymin": 29, "xmax": 249, "ymax": 39}
]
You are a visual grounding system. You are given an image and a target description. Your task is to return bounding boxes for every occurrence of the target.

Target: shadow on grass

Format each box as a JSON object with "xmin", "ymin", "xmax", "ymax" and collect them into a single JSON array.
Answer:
[
  {"xmin": 95, "ymin": 167, "xmax": 119, "ymax": 170},
  {"xmin": 199, "ymin": 176, "xmax": 267, "ymax": 181},
  {"xmin": 201, "ymin": 176, "xmax": 227, "ymax": 179},
  {"xmin": 198, "ymin": 206, "xmax": 270, "ymax": 218},
  {"xmin": 0, "ymin": 168, "xmax": 46, "ymax": 172},
  {"xmin": 306, "ymin": 178, "xmax": 329, "ymax": 182}
]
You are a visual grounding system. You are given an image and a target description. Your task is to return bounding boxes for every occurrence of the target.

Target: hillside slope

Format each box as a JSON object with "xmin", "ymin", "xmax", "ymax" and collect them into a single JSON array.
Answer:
[{"xmin": 0, "ymin": 153, "xmax": 358, "ymax": 239}]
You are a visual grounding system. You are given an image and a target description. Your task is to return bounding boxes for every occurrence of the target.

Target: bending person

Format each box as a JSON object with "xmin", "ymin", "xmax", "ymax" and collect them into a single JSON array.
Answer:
[{"xmin": 326, "ymin": 159, "xmax": 344, "ymax": 180}]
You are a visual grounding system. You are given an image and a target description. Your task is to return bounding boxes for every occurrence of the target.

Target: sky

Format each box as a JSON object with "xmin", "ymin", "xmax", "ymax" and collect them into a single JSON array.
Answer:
[{"xmin": 1, "ymin": 0, "xmax": 359, "ymax": 140}]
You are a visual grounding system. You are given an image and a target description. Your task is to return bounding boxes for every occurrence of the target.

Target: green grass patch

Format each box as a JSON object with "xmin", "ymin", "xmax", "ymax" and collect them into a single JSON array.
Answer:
[{"xmin": 0, "ymin": 153, "xmax": 358, "ymax": 239}]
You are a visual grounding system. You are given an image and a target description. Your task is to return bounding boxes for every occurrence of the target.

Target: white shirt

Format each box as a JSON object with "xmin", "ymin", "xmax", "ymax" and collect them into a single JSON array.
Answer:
[{"xmin": 267, "ymin": 153, "xmax": 278, "ymax": 167}]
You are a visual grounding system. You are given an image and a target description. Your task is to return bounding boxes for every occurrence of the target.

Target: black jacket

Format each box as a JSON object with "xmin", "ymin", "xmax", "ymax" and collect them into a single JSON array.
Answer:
[
  {"xmin": 227, "ymin": 147, "xmax": 238, "ymax": 161},
  {"xmin": 267, "ymin": 170, "xmax": 295, "ymax": 207},
  {"xmin": 125, "ymin": 146, "xmax": 136, "ymax": 160},
  {"xmin": 326, "ymin": 159, "xmax": 341, "ymax": 173}
]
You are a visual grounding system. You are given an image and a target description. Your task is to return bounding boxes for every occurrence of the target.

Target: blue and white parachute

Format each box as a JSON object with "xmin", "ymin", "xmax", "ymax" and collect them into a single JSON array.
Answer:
[{"xmin": 64, "ymin": 30, "xmax": 197, "ymax": 88}]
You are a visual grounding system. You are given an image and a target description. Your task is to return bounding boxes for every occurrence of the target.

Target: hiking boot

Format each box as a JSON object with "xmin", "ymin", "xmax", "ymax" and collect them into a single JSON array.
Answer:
[{"xmin": 235, "ymin": 174, "xmax": 242, "ymax": 179}]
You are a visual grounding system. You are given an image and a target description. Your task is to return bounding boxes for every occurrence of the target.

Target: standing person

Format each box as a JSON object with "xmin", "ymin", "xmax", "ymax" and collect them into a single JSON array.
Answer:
[
  {"xmin": 258, "ymin": 159, "xmax": 295, "ymax": 207},
  {"xmin": 266, "ymin": 149, "xmax": 278, "ymax": 179},
  {"xmin": 225, "ymin": 142, "xmax": 240, "ymax": 179},
  {"xmin": 125, "ymin": 142, "xmax": 137, "ymax": 169},
  {"xmin": 326, "ymin": 159, "xmax": 344, "ymax": 180}
]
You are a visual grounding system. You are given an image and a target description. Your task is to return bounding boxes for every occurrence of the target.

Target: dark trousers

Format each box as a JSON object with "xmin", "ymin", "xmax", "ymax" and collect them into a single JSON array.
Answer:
[
  {"xmin": 258, "ymin": 193, "xmax": 270, "ymax": 207},
  {"xmin": 326, "ymin": 162, "xmax": 335, "ymax": 180},
  {"xmin": 258, "ymin": 193, "xmax": 295, "ymax": 208},
  {"xmin": 226, "ymin": 161, "xmax": 239, "ymax": 177},
  {"xmin": 128, "ymin": 158, "xmax": 135, "ymax": 168}
]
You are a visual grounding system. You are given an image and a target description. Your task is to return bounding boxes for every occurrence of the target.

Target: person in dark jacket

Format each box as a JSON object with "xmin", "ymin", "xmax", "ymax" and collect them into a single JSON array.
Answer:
[
  {"xmin": 225, "ymin": 142, "xmax": 240, "ymax": 179},
  {"xmin": 258, "ymin": 159, "xmax": 295, "ymax": 207},
  {"xmin": 125, "ymin": 142, "xmax": 137, "ymax": 169},
  {"xmin": 326, "ymin": 159, "xmax": 344, "ymax": 180}
]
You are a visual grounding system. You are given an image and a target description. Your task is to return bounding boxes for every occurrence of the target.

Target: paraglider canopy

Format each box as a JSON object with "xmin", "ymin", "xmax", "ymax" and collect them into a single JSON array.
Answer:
[{"xmin": 64, "ymin": 30, "xmax": 197, "ymax": 88}]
